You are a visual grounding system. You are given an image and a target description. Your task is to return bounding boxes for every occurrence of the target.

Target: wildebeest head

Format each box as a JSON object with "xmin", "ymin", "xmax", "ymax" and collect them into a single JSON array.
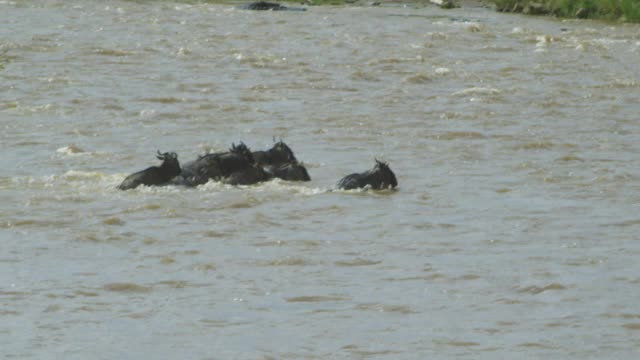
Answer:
[
  {"xmin": 156, "ymin": 151, "xmax": 180, "ymax": 172},
  {"xmin": 270, "ymin": 140, "xmax": 297, "ymax": 164},
  {"xmin": 230, "ymin": 142, "xmax": 255, "ymax": 164},
  {"xmin": 118, "ymin": 150, "xmax": 181, "ymax": 190},
  {"xmin": 372, "ymin": 159, "xmax": 398, "ymax": 189},
  {"xmin": 284, "ymin": 162, "xmax": 311, "ymax": 181},
  {"xmin": 156, "ymin": 151, "xmax": 177, "ymax": 162}
]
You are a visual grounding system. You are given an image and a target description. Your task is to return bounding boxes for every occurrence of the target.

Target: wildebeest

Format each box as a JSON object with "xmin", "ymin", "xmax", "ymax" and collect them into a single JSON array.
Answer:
[
  {"xmin": 252, "ymin": 140, "xmax": 298, "ymax": 167},
  {"xmin": 220, "ymin": 141, "xmax": 312, "ymax": 185},
  {"xmin": 251, "ymin": 140, "xmax": 311, "ymax": 182},
  {"xmin": 222, "ymin": 165, "xmax": 272, "ymax": 186},
  {"xmin": 241, "ymin": 1, "xmax": 306, "ymax": 11},
  {"xmin": 214, "ymin": 142, "xmax": 256, "ymax": 174},
  {"xmin": 175, "ymin": 143, "xmax": 256, "ymax": 186},
  {"xmin": 265, "ymin": 163, "xmax": 311, "ymax": 182},
  {"xmin": 118, "ymin": 151, "xmax": 181, "ymax": 190},
  {"xmin": 336, "ymin": 159, "xmax": 398, "ymax": 190}
]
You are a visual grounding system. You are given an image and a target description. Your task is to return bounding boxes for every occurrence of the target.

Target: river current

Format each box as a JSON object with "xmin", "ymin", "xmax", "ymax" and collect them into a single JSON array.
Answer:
[{"xmin": 1, "ymin": 1, "xmax": 640, "ymax": 359}]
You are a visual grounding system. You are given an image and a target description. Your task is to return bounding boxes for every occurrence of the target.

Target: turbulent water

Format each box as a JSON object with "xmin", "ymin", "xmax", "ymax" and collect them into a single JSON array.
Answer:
[{"xmin": 2, "ymin": 0, "xmax": 640, "ymax": 358}]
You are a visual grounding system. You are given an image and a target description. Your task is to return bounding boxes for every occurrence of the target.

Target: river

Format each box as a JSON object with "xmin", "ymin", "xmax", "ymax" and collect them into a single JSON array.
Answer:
[{"xmin": 1, "ymin": 1, "xmax": 640, "ymax": 359}]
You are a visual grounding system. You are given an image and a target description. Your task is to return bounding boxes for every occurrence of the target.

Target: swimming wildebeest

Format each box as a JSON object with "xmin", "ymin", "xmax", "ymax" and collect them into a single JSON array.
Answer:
[
  {"xmin": 252, "ymin": 141, "xmax": 311, "ymax": 181},
  {"xmin": 241, "ymin": 1, "xmax": 306, "ymax": 11},
  {"xmin": 175, "ymin": 142, "xmax": 256, "ymax": 186},
  {"xmin": 213, "ymin": 142, "xmax": 256, "ymax": 175},
  {"xmin": 265, "ymin": 163, "xmax": 311, "ymax": 182},
  {"xmin": 252, "ymin": 140, "xmax": 298, "ymax": 167},
  {"xmin": 118, "ymin": 151, "xmax": 181, "ymax": 190},
  {"xmin": 336, "ymin": 159, "xmax": 398, "ymax": 190},
  {"xmin": 222, "ymin": 165, "xmax": 272, "ymax": 186}
]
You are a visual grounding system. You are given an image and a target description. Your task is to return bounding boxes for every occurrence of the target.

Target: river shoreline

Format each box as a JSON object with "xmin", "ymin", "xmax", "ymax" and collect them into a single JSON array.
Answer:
[
  {"xmin": 275, "ymin": 0, "xmax": 639, "ymax": 22},
  {"xmin": 491, "ymin": 0, "xmax": 640, "ymax": 22}
]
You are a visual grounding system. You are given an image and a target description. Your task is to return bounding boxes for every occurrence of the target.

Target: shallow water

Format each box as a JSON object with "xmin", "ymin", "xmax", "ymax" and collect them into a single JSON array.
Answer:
[{"xmin": 1, "ymin": 1, "xmax": 640, "ymax": 358}]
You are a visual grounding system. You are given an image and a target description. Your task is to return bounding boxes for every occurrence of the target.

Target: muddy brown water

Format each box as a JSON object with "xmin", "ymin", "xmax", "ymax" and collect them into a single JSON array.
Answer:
[{"xmin": 2, "ymin": 1, "xmax": 640, "ymax": 358}]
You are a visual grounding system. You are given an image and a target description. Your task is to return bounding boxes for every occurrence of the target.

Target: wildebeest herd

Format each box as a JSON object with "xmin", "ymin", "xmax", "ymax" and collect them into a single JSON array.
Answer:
[
  {"xmin": 118, "ymin": 141, "xmax": 397, "ymax": 191},
  {"xmin": 118, "ymin": 3, "xmax": 399, "ymax": 192}
]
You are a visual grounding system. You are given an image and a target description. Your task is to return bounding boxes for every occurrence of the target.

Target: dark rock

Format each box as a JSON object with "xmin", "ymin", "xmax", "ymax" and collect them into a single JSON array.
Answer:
[{"xmin": 241, "ymin": 1, "xmax": 306, "ymax": 11}]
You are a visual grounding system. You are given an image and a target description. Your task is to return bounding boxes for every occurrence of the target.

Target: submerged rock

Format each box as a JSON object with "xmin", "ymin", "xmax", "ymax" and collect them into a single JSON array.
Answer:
[{"xmin": 240, "ymin": 1, "xmax": 307, "ymax": 11}]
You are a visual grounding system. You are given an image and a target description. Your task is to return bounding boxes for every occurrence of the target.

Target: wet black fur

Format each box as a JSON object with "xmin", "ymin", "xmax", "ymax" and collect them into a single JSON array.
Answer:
[
  {"xmin": 175, "ymin": 142, "xmax": 255, "ymax": 186},
  {"xmin": 265, "ymin": 163, "xmax": 311, "ymax": 182},
  {"xmin": 252, "ymin": 141, "xmax": 298, "ymax": 167},
  {"xmin": 336, "ymin": 160, "xmax": 398, "ymax": 190},
  {"xmin": 118, "ymin": 151, "xmax": 181, "ymax": 190},
  {"xmin": 223, "ymin": 166, "xmax": 272, "ymax": 186}
]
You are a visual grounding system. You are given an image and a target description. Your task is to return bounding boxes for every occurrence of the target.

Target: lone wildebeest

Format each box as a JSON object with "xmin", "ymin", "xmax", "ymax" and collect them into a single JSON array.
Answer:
[
  {"xmin": 241, "ymin": 1, "xmax": 306, "ymax": 11},
  {"xmin": 336, "ymin": 159, "xmax": 398, "ymax": 190},
  {"xmin": 252, "ymin": 140, "xmax": 298, "ymax": 167},
  {"xmin": 265, "ymin": 163, "xmax": 311, "ymax": 182},
  {"xmin": 175, "ymin": 142, "xmax": 256, "ymax": 186},
  {"xmin": 118, "ymin": 151, "xmax": 181, "ymax": 190}
]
